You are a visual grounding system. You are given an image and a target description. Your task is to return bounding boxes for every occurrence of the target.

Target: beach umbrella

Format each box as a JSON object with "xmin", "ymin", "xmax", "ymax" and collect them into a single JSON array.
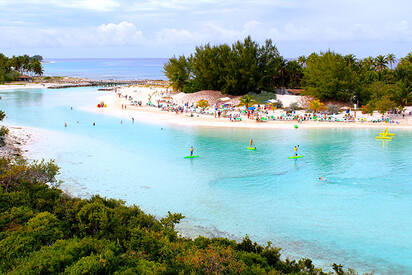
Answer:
[{"xmin": 248, "ymin": 107, "xmax": 256, "ymax": 110}]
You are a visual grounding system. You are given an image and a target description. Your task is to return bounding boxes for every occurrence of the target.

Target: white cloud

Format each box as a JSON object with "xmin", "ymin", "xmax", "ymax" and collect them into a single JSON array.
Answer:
[{"xmin": 97, "ymin": 21, "xmax": 144, "ymax": 45}]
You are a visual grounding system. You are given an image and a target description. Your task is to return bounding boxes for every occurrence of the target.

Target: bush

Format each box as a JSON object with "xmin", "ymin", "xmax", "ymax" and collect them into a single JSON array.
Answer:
[
  {"xmin": 308, "ymin": 99, "xmax": 326, "ymax": 112},
  {"xmin": 327, "ymin": 104, "xmax": 340, "ymax": 115},
  {"xmin": 196, "ymin": 99, "xmax": 209, "ymax": 110},
  {"xmin": 374, "ymin": 96, "xmax": 396, "ymax": 114},
  {"xmin": 288, "ymin": 102, "xmax": 300, "ymax": 111},
  {"xmin": 0, "ymin": 126, "xmax": 9, "ymax": 144}
]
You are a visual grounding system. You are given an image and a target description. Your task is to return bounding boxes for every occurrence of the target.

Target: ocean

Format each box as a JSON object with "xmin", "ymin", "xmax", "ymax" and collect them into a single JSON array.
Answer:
[{"xmin": 43, "ymin": 58, "xmax": 168, "ymax": 80}]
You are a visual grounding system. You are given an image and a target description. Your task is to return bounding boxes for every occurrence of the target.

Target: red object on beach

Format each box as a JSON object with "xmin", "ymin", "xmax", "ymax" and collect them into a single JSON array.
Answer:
[{"xmin": 97, "ymin": 104, "xmax": 101, "ymax": 108}]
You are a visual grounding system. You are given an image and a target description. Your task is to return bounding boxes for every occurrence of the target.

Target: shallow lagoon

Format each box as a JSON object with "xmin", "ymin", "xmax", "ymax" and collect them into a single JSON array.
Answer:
[{"xmin": 1, "ymin": 87, "xmax": 412, "ymax": 274}]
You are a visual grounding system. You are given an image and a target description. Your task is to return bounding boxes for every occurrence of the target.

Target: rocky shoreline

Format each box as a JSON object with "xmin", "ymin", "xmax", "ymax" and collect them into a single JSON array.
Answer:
[{"xmin": 0, "ymin": 126, "xmax": 32, "ymax": 158}]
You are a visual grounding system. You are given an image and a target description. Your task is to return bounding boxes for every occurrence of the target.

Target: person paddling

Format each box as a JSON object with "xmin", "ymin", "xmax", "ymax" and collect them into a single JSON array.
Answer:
[
  {"xmin": 190, "ymin": 146, "xmax": 194, "ymax": 156},
  {"xmin": 250, "ymin": 138, "xmax": 254, "ymax": 148},
  {"xmin": 293, "ymin": 145, "xmax": 299, "ymax": 156}
]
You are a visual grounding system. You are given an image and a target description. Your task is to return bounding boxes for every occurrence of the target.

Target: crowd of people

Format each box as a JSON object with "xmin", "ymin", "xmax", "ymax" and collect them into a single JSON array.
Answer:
[{"xmin": 114, "ymin": 88, "xmax": 406, "ymax": 125}]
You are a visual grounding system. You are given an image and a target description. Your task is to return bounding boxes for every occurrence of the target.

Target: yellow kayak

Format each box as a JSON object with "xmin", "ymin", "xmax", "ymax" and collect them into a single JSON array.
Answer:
[{"xmin": 376, "ymin": 136, "xmax": 392, "ymax": 140}]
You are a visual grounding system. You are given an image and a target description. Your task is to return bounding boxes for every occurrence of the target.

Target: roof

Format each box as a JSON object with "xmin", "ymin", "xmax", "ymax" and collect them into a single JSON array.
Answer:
[
  {"xmin": 218, "ymin": 97, "xmax": 231, "ymax": 101},
  {"xmin": 17, "ymin": 75, "xmax": 32, "ymax": 79}
]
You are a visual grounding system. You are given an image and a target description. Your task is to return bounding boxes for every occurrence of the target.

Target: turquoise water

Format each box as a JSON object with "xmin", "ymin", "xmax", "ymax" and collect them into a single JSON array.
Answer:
[
  {"xmin": 1, "ymin": 87, "xmax": 412, "ymax": 274},
  {"xmin": 43, "ymin": 58, "xmax": 168, "ymax": 80}
]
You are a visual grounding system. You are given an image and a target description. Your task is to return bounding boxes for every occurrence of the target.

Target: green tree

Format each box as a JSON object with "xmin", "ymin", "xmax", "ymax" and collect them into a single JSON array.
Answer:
[
  {"xmin": 163, "ymin": 56, "xmax": 190, "ymax": 92},
  {"xmin": 308, "ymin": 99, "xmax": 326, "ymax": 113},
  {"xmin": 392, "ymin": 81, "xmax": 411, "ymax": 107},
  {"xmin": 375, "ymin": 55, "xmax": 388, "ymax": 72},
  {"xmin": 375, "ymin": 95, "xmax": 396, "ymax": 114},
  {"xmin": 302, "ymin": 51, "xmax": 360, "ymax": 102},
  {"xmin": 196, "ymin": 99, "xmax": 209, "ymax": 110},
  {"xmin": 297, "ymin": 55, "xmax": 307, "ymax": 67},
  {"xmin": 238, "ymin": 95, "xmax": 257, "ymax": 109},
  {"xmin": 386, "ymin": 53, "xmax": 396, "ymax": 69}
]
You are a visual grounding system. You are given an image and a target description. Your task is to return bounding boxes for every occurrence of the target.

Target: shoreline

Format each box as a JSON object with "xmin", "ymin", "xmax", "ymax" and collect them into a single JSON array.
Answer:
[
  {"xmin": 0, "ymin": 125, "xmax": 37, "ymax": 158},
  {"xmin": 85, "ymin": 91, "xmax": 412, "ymax": 130}
]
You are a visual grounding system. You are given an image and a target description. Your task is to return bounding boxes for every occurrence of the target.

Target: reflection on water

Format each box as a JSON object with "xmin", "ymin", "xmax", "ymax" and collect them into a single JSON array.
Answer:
[{"xmin": 1, "ymin": 87, "xmax": 412, "ymax": 274}]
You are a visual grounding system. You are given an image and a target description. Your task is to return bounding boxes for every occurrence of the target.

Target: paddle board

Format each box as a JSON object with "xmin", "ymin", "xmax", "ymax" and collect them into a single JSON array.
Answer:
[
  {"xmin": 184, "ymin": 155, "xmax": 199, "ymax": 159},
  {"xmin": 288, "ymin": 155, "xmax": 304, "ymax": 159}
]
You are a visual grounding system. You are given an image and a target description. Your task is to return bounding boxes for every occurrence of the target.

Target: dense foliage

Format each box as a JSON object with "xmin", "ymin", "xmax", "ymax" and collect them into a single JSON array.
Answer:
[
  {"xmin": 302, "ymin": 52, "xmax": 412, "ymax": 109},
  {"xmin": 164, "ymin": 37, "xmax": 411, "ymax": 112},
  {"xmin": 0, "ymin": 53, "xmax": 44, "ymax": 83},
  {"xmin": 164, "ymin": 36, "xmax": 302, "ymax": 95},
  {"xmin": 0, "ymin": 156, "xmax": 364, "ymax": 274}
]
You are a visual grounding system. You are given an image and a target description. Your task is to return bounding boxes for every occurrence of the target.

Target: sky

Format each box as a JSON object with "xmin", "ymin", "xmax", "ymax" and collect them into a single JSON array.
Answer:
[{"xmin": 0, "ymin": 0, "xmax": 411, "ymax": 59}]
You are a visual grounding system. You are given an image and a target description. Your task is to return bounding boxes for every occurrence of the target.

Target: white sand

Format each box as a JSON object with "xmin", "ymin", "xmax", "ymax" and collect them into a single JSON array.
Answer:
[
  {"xmin": 84, "ymin": 87, "xmax": 412, "ymax": 129},
  {"xmin": 0, "ymin": 83, "xmax": 54, "ymax": 91}
]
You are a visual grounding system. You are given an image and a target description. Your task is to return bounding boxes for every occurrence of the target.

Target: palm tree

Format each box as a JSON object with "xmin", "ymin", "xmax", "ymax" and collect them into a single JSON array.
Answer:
[
  {"xmin": 344, "ymin": 54, "xmax": 357, "ymax": 66},
  {"xmin": 31, "ymin": 60, "xmax": 43, "ymax": 76},
  {"xmin": 393, "ymin": 81, "xmax": 411, "ymax": 107},
  {"xmin": 363, "ymin": 56, "xmax": 375, "ymax": 70},
  {"xmin": 308, "ymin": 99, "xmax": 325, "ymax": 113},
  {"xmin": 238, "ymin": 95, "xmax": 257, "ymax": 109},
  {"xmin": 197, "ymin": 99, "xmax": 209, "ymax": 111},
  {"xmin": 374, "ymin": 55, "xmax": 388, "ymax": 71},
  {"xmin": 297, "ymin": 55, "xmax": 307, "ymax": 67},
  {"xmin": 386, "ymin": 53, "xmax": 396, "ymax": 69}
]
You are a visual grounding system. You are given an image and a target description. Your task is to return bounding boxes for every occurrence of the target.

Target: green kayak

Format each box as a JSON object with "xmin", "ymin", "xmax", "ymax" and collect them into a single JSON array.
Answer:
[
  {"xmin": 184, "ymin": 155, "xmax": 199, "ymax": 159},
  {"xmin": 288, "ymin": 155, "xmax": 304, "ymax": 159},
  {"xmin": 247, "ymin": 147, "xmax": 256, "ymax": 150}
]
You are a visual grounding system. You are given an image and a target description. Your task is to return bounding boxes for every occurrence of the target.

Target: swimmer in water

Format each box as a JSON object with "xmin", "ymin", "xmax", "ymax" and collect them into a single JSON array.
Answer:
[
  {"xmin": 93, "ymin": 122, "xmax": 96, "ymax": 126},
  {"xmin": 64, "ymin": 122, "xmax": 67, "ymax": 128}
]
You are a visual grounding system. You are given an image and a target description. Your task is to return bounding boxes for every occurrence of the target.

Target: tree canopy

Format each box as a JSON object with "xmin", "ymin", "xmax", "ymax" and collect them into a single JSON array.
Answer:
[
  {"xmin": 302, "ymin": 51, "xmax": 411, "ymax": 109},
  {"xmin": 163, "ymin": 37, "xmax": 302, "ymax": 95},
  {"xmin": 0, "ymin": 53, "xmax": 44, "ymax": 83},
  {"xmin": 164, "ymin": 38, "xmax": 411, "ymax": 113}
]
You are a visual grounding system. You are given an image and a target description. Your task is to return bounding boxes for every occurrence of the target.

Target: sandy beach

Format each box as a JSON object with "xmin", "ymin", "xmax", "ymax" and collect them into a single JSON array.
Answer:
[{"xmin": 83, "ymin": 85, "xmax": 412, "ymax": 130}]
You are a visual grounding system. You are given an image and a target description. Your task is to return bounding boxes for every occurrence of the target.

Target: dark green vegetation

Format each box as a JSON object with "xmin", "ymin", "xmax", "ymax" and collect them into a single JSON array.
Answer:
[
  {"xmin": 164, "ymin": 37, "xmax": 411, "ymax": 112},
  {"xmin": 0, "ymin": 54, "xmax": 44, "ymax": 83},
  {"xmin": 302, "ymin": 52, "xmax": 411, "ymax": 111},
  {"xmin": 0, "ymin": 156, "xmax": 364, "ymax": 274},
  {"xmin": 164, "ymin": 36, "xmax": 303, "ymax": 95}
]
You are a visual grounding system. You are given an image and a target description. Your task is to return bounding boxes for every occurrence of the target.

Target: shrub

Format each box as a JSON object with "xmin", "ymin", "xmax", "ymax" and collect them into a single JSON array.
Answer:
[
  {"xmin": 288, "ymin": 102, "xmax": 300, "ymax": 111},
  {"xmin": 327, "ymin": 104, "xmax": 340, "ymax": 114},
  {"xmin": 308, "ymin": 99, "xmax": 326, "ymax": 112}
]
